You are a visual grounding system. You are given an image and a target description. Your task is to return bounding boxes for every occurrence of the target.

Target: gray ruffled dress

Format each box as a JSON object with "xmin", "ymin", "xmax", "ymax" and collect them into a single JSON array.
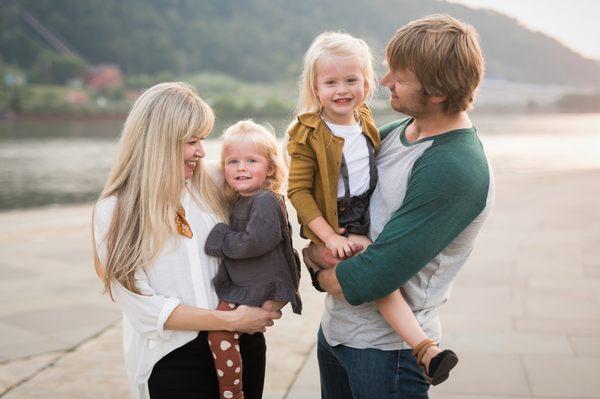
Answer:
[{"xmin": 204, "ymin": 189, "xmax": 302, "ymax": 314}]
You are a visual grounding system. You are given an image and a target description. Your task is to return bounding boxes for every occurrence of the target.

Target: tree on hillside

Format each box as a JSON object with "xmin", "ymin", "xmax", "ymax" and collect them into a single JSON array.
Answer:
[{"xmin": 1, "ymin": 0, "xmax": 599, "ymax": 86}]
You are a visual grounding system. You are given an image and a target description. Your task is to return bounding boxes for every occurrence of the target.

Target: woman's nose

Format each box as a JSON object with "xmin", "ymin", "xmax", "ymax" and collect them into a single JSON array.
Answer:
[{"xmin": 195, "ymin": 142, "xmax": 206, "ymax": 158}]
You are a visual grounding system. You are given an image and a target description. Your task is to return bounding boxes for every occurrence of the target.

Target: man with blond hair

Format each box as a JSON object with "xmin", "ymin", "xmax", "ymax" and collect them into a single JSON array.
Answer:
[{"xmin": 304, "ymin": 15, "xmax": 495, "ymax": 398}]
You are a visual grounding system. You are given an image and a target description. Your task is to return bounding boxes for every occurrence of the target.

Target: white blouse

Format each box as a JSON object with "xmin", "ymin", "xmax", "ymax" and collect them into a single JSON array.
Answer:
[{"xmin": 93, "ymin": 187, "xmax": 221, "ymax": 399}]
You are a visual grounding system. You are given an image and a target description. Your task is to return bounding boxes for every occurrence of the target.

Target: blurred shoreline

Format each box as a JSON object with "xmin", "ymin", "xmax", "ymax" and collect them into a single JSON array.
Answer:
[
  {"xmin": 2, "ymin": 106, "xmax": 599, "ymax": 125},
  {"xmin": 3, "ymin": 111, "xmax": 600, "ymax": 212},
  {"xmin": 0, "ymin": 114, "xmax": 600, "ymax": 212}
]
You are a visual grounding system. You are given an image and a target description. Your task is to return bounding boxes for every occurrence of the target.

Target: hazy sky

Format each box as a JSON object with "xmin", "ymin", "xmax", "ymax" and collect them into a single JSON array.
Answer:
[{"xmin": 447, "ymin": 0, "xmax": 600, "ymax": 60}]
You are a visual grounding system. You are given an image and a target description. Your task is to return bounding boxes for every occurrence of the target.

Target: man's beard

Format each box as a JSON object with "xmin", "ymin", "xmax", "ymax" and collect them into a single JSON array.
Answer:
[{"xmin": 390, "ymin": 92, "xmax": 430, "ymax": 117}]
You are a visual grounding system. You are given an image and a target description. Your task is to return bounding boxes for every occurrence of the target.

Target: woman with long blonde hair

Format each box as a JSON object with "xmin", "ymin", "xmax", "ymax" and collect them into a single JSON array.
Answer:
[{"xmin": 92, "ymin": 82, "xmax": 280, "ymax": 399}]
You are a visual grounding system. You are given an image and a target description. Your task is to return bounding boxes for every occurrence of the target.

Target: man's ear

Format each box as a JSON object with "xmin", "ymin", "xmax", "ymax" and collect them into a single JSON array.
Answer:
[{"xmin": 430, "ymin": 94, "xmax": 447, "ymax": 104}]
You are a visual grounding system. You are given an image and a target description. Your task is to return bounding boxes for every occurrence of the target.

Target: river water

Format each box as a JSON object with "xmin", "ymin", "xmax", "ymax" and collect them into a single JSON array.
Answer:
[{"xmin": 1, "ymin": 112, "xmax": 599, "ymax": 210}]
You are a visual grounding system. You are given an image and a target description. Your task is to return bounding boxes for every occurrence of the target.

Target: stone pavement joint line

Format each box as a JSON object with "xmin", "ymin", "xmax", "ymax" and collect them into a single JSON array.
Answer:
[
  {"xmin": 0, "ymin": 320, "xmax": 121, "ymax": 397},
  {"xmin": 282, "ymin": 342, "xmax": 318, "ymax": 399}
]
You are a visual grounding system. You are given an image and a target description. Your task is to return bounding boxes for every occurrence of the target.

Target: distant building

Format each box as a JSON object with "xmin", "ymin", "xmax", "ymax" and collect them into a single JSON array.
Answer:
[
  {"xmin": 66, "ymin": 89, "xmax": 88, "ymax": 105},
  {"xmin": 84, "ymin": 64, "xmax": 123, "ymax": 90}
]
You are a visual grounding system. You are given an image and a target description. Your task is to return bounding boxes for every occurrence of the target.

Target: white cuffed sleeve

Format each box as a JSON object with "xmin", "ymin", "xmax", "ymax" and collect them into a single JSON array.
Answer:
[{"xmin": 112, "ymin": 271, "xmax": 181, "ymax": 343}]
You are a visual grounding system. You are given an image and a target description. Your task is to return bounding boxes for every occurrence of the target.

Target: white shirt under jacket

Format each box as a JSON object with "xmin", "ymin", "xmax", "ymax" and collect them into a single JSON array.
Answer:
[
  {"xmin": 93, "ymin": 187, "xmax": 221, "ymax": 399},
  {"xmin": 324, "ymin": 121, "xmax": 370, "ymax": 197}
]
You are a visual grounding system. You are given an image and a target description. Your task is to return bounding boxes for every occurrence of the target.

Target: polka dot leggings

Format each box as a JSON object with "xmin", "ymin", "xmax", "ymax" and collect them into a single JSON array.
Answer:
[{"xmin": 208, "ymin": 301, "xmax": 244, "ymax": 399}]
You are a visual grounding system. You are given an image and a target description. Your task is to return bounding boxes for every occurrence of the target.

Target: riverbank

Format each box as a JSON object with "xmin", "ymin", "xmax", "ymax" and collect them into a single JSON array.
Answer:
[
  {"xmin": 0, "ymin": 112, "xmax": 127, "ymax": 123},
  {"xmin": 2, "ymin": 112, "xmax": 600, "ymax": 212},
  {"xmin": 3, "ymin": 106, "xmax": 596, "ymax": 125},
  {"xmin": 1, "ymin": 166, "xmax": 599, "ymax": 398}
]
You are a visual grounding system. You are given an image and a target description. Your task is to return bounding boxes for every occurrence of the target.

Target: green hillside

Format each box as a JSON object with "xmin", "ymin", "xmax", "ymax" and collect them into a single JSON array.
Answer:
[{"xmin": 2, "ymin": 0, "xmax": 600, "ymax": 86}]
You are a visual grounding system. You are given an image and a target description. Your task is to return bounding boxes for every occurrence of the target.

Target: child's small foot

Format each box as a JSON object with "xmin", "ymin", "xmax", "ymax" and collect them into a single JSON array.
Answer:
[
  {"xmin": 427, "ymin": 349, "xmax": 458, "ymax": 385},
  {"xmin": 413, "ymin": 339, "xmax": 458, "ymax": 386}
]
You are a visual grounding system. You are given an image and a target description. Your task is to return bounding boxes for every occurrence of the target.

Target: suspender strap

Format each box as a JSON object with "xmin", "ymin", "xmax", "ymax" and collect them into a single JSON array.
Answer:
[
  {"xmin": 339, "ymin": 154, "xmax": 352, "ymax": 211},
  {"xmin": 366, "ymin": 137, "xmax": 378, "ymax": 195}
]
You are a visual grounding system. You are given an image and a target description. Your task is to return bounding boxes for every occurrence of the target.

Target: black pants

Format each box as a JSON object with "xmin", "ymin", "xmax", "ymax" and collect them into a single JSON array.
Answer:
[{"xmin": 148, "ymin": 331, "xmax": 266, "ymax": 399}]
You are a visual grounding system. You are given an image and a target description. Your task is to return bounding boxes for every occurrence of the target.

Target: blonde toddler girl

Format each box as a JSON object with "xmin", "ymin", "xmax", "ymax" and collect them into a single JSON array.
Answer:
[{"xmin": 205, "ymin": 120, "xmax": 302, "ymax": 399}]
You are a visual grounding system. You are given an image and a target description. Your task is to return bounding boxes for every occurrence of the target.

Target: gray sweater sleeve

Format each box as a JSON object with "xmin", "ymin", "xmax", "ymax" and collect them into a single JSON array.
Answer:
[{"xmin": 205, "ymin": 193, "xmax": 283, "ymax": 259}]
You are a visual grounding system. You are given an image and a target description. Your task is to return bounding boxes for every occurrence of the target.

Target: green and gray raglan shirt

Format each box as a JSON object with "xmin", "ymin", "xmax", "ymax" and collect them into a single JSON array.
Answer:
[{"xmin": 321, "ymin": 117, "xmax": 495, "ymax": 350}]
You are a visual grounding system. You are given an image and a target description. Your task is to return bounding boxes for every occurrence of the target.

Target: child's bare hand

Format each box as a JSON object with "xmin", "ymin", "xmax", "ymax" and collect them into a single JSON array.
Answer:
[
  {"xmin": 325, "ymin": 234, "xmax": 360, "ymax": 259},
  {"xmin": 261, "ymin": 300, "xmax": 286, "ymax": 312},
  {"xmin": 347, "ymin": 234, "xmax": 371, "ymax": 252}
]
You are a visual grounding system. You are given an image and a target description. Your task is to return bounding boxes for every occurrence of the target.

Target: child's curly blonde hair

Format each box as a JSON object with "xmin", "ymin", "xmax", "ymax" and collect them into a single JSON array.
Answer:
[{"xmin": 220, "ymin": 120, "xmax": 288, "ymax": 202}]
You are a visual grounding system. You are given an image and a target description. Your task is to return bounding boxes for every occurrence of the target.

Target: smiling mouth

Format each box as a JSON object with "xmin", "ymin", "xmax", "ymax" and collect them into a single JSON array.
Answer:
[
  {"xmin": 185, "ymin": 161, "xmax": 197, "ymax": 168},
  {"xmin": 235, "ymin": 176, "xmax": 251, "ymax": 180},
  {"xmin": 334, "ymin": 98, "xmax": 352, "ymax": 103}
]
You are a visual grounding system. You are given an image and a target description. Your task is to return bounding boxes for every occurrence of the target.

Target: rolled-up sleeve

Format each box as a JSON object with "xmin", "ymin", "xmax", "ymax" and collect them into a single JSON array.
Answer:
[{"xmin": 112, "ymin": 271, "xmax": 181, "ymax": 342}]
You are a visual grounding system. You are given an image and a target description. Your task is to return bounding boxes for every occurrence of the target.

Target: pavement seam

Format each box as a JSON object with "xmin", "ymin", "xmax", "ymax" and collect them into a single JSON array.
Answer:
[
  {"xmin": 0, "ymin": 319, "xmax": 120, "ymax": 398},
  {"xmin": 282, "ymin": 340, "xmax": 317, "ymax": 399},
  {"xmin": 518, "ymin": 353, "xmax": 534, "ymax": 396}
]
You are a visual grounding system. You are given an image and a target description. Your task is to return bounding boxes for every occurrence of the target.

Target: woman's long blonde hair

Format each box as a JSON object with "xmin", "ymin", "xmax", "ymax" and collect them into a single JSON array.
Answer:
[
  {"xmin": 220, "ymin": 120, "xmax": 287, "ymax": 202},
  {"xmin": 93, "ymin": 82, "xmax": 227, "ymax": 298},
  {"xmin": 294, "ymin": 31, "xmax": 377, "ymax": 117}
]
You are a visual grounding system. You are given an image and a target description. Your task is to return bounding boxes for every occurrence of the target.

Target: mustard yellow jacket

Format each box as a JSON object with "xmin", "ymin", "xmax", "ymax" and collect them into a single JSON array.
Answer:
[{"xmin": 286, "ymin": 105, "xmax": 380, "ymax": 244}]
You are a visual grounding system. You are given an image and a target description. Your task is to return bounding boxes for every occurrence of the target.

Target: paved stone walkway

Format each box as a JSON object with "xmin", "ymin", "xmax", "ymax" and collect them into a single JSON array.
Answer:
[
  {"xmin": 0, "ymin": 202, "xmax": 323, "ymax": 399},
  {"xmin": 1, "ymin": 168, "xmax": 599, "ymax": 398}
]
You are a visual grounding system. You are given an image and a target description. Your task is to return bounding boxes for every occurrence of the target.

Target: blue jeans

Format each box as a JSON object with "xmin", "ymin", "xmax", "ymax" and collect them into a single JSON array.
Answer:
[{"xmin": 317, "ymin": 327, "xmax": 429, "ymax": 399}]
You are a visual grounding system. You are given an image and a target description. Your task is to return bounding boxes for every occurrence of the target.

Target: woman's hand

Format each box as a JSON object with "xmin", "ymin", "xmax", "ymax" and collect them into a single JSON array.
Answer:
[{"xmin": 227, "ymin": 305, "xmax": 282, "ymax": 334}]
